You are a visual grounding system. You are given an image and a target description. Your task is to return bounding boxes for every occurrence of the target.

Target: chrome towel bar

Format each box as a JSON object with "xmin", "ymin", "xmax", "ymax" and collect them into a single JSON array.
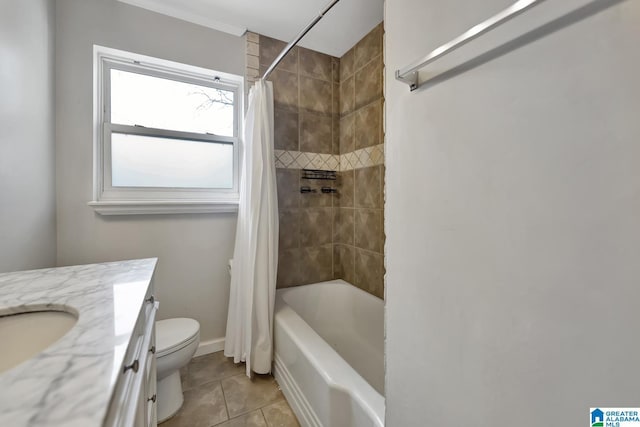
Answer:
[{"xmin": 395, "ymin": 0, "xmax": 548, "ymax": 91}]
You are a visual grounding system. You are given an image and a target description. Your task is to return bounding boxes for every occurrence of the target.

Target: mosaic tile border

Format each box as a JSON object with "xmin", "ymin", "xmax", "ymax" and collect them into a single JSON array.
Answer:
[
  {"xmin": 274, "ymin": 150, "xmax": 339, "ymax": 170},
  {"xmin": 340, "ymin": 144, "xmax": 384, "ymax": 171},
  {"xmin": 274, "ymin": 143, "xmax": 384, "ymax": 171}
]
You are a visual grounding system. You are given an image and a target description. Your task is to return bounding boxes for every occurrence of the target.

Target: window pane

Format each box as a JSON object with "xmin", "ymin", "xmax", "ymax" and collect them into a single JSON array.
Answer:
[
  {"xmin": 111, "ymin": 134, "xmax": 233, "ymax": 189},
  {"xmin": 110, "ymin": 69, "xmax": 235, "ymax": 137}
]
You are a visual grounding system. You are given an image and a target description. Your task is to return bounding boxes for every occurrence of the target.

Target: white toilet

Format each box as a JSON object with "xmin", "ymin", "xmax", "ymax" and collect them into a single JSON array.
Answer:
[{"xmin": 155, "ymin": 318, "xmax": 200, "ymax": 423}]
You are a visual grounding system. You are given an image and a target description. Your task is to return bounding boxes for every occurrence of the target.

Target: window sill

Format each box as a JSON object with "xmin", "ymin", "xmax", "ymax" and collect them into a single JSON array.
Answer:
[{"xmin": 88, "ymin": 200, "xmax": 239, "ymax": 215}]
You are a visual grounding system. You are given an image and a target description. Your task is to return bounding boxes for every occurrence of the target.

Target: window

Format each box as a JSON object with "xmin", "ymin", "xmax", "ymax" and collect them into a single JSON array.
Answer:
[{"xmin": 90, "ymin": 46, "xmax": 243, "ymax": 215}]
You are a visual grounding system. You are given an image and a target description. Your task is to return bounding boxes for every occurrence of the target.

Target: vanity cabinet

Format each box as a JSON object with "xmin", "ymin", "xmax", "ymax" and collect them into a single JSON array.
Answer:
[
  {"xmin": 105, "ymin": 284, "xmax": 158, "ymax": 427},
  {"xmin": 0, "ymin": 258, "xmax": 160, "ymax": 426}
]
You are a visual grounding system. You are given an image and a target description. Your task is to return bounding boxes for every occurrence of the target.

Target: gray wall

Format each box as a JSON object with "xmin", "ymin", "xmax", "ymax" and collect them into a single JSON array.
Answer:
[
  {"xmin": 385, "ymin": 0, "xmax": 640, "ymax": 425},
  {"xmin": 55, "ymin": 0, "xmax": 245, "ymax": 344},
  {"xmin": 0, "ymin": 0, "xmax": 57, "ymax": 273}
]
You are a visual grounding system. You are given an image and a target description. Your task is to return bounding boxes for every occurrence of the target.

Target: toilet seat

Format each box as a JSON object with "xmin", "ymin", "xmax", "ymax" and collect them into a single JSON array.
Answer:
[{"xmin": 156, "ymin": 318, "xmax": 200, "ymax": 358}]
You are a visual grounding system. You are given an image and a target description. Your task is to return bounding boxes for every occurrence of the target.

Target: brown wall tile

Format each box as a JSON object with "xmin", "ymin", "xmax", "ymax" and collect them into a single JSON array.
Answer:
[
  {"xmin": 354, "ymin": 249, "xmax": 384, "ymax": 298},
  {"xmin": 333, "ymin": 208, "xmax": 354, "ymax": 245},
  {"xmin": 355, "ymin": 165, "xmax": 382, "ymax": 208},
  {"xmin": 332, "ymin": 115, "xmax": 340, "ymax": 155},
  {"xmin": 337, "ymin": 170, "xmax": 354, "ymax": 208},
  {"xmin": 279, "ymin": 209, "xmax": 300, "ymax": 250},
  {"xmin": 300, "ymin": 111, "xmax": 332, "ymax": 154},
  {"xmin": 332, "ymin": 57, "xmax": 340, "ymax": 83},
  {"xmin": 354, "ymin": 208, "xmax": 382, "ymax": 253},
  {"xmin": 332, "ymin": 83, "xmax": 340, "ymax": 116},
  {"xmin": 340, "ymin": 76, "xmax": 355, "ymax": 116},
  {"xmin": 333, "ymin": 244, "xmax": 355, "ymax": 283},
  {"xmin": 274, "ymin": 108, "xmax": 299, "ymax": 151},
  {"xmin": 354, "ymin": 55, "xmax": 382, "ymax": 110},
  {"xmin": 300, "ymin": 208, "xmax": 333, "ymax": 247},
  {"xmin": 300, "ymin": 245, "xmax": 333, "ymax": 284},
  {"xmin": 299, "ymin": 47, "xmax": 332, "ymax": 81},
  {"xmin": 354, "ymin": 24, "xmax": 383, "ymax": 71},
  {"xmin": 299, "ymin": 178, "xmax": 333, "ymax": 208},
  {"xmin": 354, "ymin": 99, "xmax": 382, "ymax": 150},
  {"xmin": 276, "ymin": 169, "xmax": 299, "ymax": 210},
  {"xmin": 277, "ymin": 248, "xmax": 302, "ymax": 288},
  {"xmin": 339, "ymin": 114, "xmax": 355, "ymax": 154},
  {"xmin": 300, "ymin": 76, "xmax": 332, "ymax": 114},
  {"xmin": 269, "ymin": 69, "xmax": 298, "ymax": 111},
  {"xmin": 340, "ymin": 47, "xmax": 354, "ymax": 81},
  {"xmin": 259, "ymin": 35, "xmax": 298, "ymax": 73}
]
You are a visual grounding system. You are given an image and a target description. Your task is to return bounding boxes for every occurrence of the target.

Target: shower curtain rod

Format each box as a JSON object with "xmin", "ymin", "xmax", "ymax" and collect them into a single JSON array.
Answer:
[{"xmin": 261, "ymin": 0, "xmax": 341, "ymax": 81}]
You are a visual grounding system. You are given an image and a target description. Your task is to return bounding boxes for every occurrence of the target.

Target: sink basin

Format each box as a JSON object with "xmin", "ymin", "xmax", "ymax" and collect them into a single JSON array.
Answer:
[{"xmin": 0, "ymin": 309, "xmax": 78, "ymax": 374}]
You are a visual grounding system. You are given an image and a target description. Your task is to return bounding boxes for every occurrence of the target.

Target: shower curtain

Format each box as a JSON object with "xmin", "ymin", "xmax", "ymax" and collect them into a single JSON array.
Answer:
[{"xmin": 224, "ymin": 80, "xmax": 279, "ymax": 376}]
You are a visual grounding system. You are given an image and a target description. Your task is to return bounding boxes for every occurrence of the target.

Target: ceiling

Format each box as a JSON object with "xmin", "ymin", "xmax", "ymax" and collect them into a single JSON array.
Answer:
[{"xmin": 117, "ymin": 0, "xmax": 384, "ymax": 58}]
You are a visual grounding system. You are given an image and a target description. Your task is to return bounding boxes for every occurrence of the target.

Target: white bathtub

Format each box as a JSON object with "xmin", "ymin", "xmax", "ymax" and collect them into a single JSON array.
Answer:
[{"xmin": 273, "ymin": 280, "xmax": 385, "ymax": 427}]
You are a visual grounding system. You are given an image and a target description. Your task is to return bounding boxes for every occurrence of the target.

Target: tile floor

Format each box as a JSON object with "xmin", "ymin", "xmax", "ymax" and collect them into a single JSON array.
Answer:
[{"xmin": 160, "ymin": 351, "xmax": 300, "ymax": 427}]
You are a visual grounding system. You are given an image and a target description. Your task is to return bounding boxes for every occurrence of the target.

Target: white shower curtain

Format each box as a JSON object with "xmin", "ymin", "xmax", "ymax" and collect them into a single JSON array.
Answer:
[{"xmin": 224, "ymin": 80, "xmax": 279, "ymax": 376}]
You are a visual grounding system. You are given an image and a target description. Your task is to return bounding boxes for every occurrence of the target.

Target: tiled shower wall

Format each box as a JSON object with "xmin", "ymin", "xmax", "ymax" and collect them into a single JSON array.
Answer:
[
  {"xmin": 257, "ymin": 35, "xmax": 341, "ymax": 289},
  {"xmin": 245, "ymin": 25, "xmax": 385, "ymax": 298},
  {"xmin": 334, "ymin": 23, "xmax": 385, "ymax": 299}
]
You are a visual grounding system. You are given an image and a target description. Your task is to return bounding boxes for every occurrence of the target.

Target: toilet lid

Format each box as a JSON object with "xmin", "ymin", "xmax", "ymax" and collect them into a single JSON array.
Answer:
[{"xmin": 156, "ymin": 318, "xmax": 200, "ymax": 356}]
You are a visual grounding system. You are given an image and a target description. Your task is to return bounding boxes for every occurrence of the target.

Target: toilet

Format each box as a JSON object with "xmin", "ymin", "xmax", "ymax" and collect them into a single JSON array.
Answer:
[{"xmin": 155, "ymin": 318, "xmax": 200, "ymax": 422}]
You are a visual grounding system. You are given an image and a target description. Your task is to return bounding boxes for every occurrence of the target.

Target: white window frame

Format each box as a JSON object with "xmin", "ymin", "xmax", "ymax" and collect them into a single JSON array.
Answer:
[{"xmin": 89, "ymin": 45, "xmax": 243, "ymax": 215}]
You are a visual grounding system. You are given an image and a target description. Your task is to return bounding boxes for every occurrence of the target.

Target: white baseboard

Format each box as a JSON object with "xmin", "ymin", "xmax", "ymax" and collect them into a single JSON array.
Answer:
[{"xmin": 194, "ymin": 337, "xmax": 225, "ymax": 357}]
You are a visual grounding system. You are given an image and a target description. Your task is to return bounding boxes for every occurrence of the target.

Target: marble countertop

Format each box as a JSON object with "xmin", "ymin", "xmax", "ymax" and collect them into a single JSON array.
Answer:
[{"xmin": 0, "ymin": 258, "xmax": 158, "ymax": 427}]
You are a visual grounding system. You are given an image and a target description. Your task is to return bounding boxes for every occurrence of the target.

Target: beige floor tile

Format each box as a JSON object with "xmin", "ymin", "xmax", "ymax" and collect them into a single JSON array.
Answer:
[
  {"xmin": 183, "ymin": 351, "xmax": 246, "ymax": 391},
  {"xmin": 160, "ymin": 381, "xmax": 228, "ymax": 427},
  {"xmin": 221, "ymin": 374, "xmax": 284, "ymax": 418},
  {"xmin": 261, "ymin": 400, "xmax": 300, "ymax": 427},
  {"xmin": 214, "ymin": 410, "xmax": 267, "ymax": 427}
]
